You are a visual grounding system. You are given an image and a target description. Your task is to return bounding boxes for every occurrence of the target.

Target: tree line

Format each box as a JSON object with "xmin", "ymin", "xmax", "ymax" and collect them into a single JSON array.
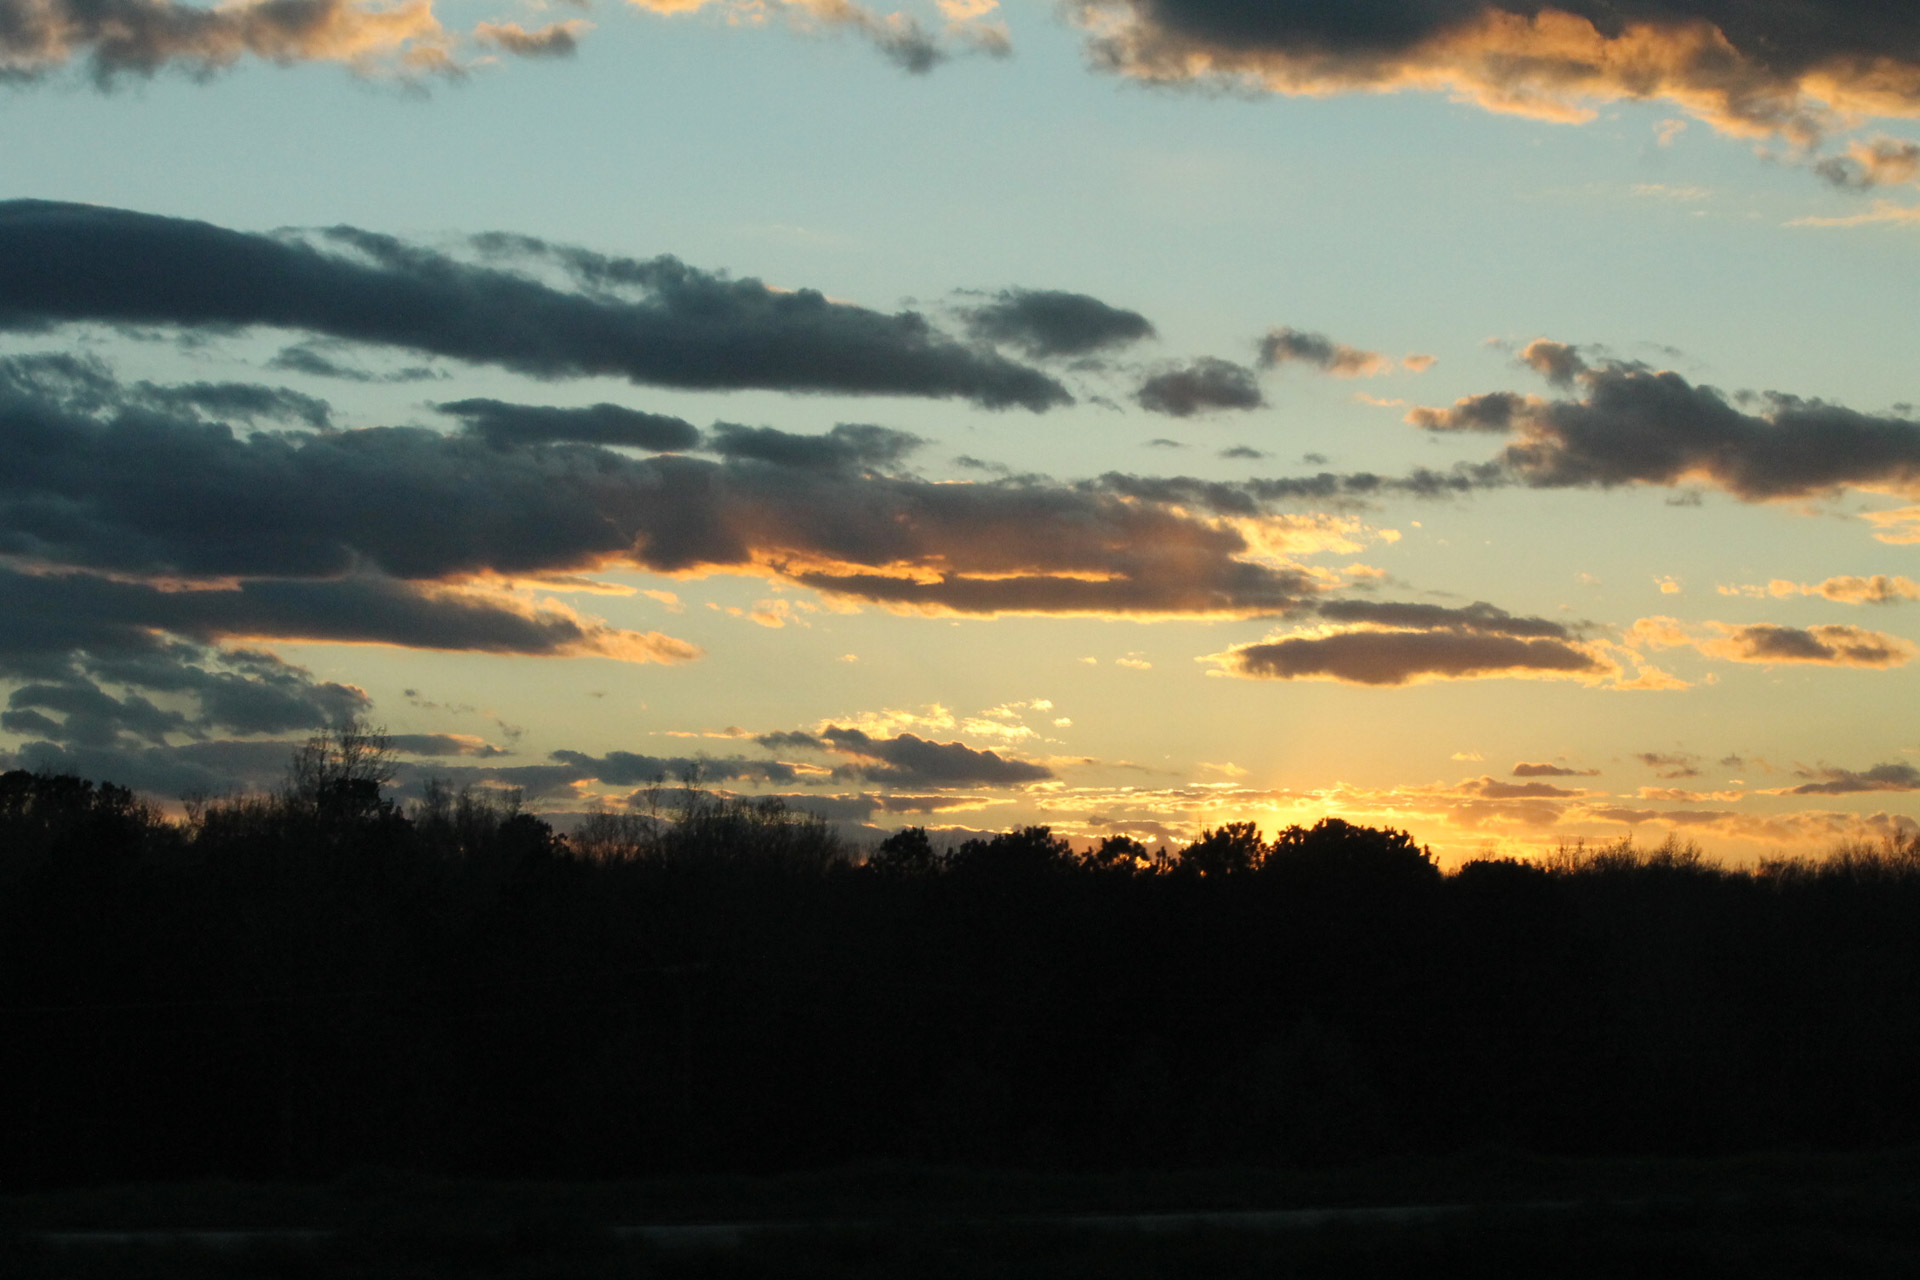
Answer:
[{"xmin": 5, "ymin": 731, "xmax": 1920, "ymax": 1187}]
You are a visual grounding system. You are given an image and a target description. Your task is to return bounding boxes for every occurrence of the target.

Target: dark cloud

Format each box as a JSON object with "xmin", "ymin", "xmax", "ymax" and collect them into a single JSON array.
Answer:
[
  {"xmin": 1636, "ymin": 751, "xmax": 1701, "ymax": 779},
  {"xmin": 1314, "ymin": 599, "xmax": 1574, "ymax": 639},
  {"xmin": 1220, "ymin": 445, "xmax": 1268, "ymax": 460},
  {"xmin": 1464, "ymin": 777, "xmax": 1583, "ymax": 799},
  {"xmin": 12, "ymin": 738, "xmax": 304, "ymax": 799},
  {"xmin": 439, "ymin": 398, "xmax": 700, "ymax": 452},
  {"xmin": 0, "ymin": 637, "xmax": 367, "ymax": 753},
  {"xmin": 705, "ymin": 422, "xmax": 923, "ymax": 471},
  {"xmin": 549, "ymin": 749, "xmax": 799, "ymax": 786},
  {"xmin": 0, "ymin": 0, "xmax": 458, "ymax": 86},
  {"xmin": 1412, "ymin": 360, "xmax": 1920, "ymax": 500},
  {"xmin": 387, "ymin": 733, "xmax": 508, "ymax": 758},
  {"xmin": 0, "ymin": 353, "xmax": 1318, "ymax": 624},
  {"xmin": 1092, "ymin": 463, "xmax": 1505, "ymax": 517},
  {"xmin": 963, "ymin": 288, "xmax": 1156, "ymax": 358},
  {"xmin": 1257, "ymin": 327, "xmax": 1389, "ymax": 377},
  {"xmin": 1513, "ymin": 761, "xmax": 1600, "ymax": 777},
  {"xmin": 759, "ymin": 726, "xmax": 1053, "ymax": 787},
  {"xmin": 876, "ymin": 793, "xmax": 987, "ymax": 813},
  {"xmin": 268, "ymin": 343, "xmax": 442, "ymax": 384},
  {"xmin": 0, "ymin": 567, "xmax": 697, "ymax": 667},
  {"xmin": 1406, "ymin": 391, "xmax": 1528, "ymax": 433},
  {"xmin": 4, "ymin": 680, "xmax": 187, "ymax": 747},
  {"xmin": 474, "ymin": 20, "xmax": 585, "ymax": 58},
  {"xmin": 136, "ymin": 380, "xmax": 333, "ymax": 429},
  {"xmin": 1217, "ymin": 629, "xmax": 1606, "ymax": 686},
  {"xmin": 1788, "ymin": 762, "xmax": 1920, "ymax": 795},
  {"xmin": 0, "ymin": 350, "xmax": 332, "ymax": 428},
  {"xmin": 1069, "ymin": 0, "xmax": 1920, "ymax": 150},
  {"xmin": 1811, "ymin": 136, "xmax": 1920, "ymax": 189},
  {"xmin": 755, "ymin": 730, "xmax": 826, "ymax": 753},
  {"xmin": 0, "ymin": 201, "xmax": 1070, "ymax": 410},
  {"xmin": 1201, "ymin": 590, "xmax": 1601, "ymax": 688},
  {"xmin": 1135, "ymin": 358, "xmax": 1264, "ymax": 417},
  {"xmin": 1714, "ymin": 623, "xmax": 1914, "ymax": 667}
]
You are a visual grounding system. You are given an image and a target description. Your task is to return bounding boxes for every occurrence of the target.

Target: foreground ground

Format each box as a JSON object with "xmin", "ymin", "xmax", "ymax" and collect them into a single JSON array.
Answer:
[{"xmin": 8, "ymin": 1151, "xmax": 1920, "ymax": 1277}]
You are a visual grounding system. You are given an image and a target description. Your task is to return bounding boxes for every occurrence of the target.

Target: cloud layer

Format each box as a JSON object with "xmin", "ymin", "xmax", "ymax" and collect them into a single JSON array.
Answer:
[
  {"xmin": 1411, "ymin": 347, "xmax": 1920, "ymax": 501},
  {"xmin": 1210, "ymin": 601, "xmax": 1609, "ymax": 686},
  {"xmin": 1071, "ymin": 0, "xmax": 1920, "ymax": 154},
  {"xmin": 0, "ymin": 202, "xmax": 1069, "ymax": 410}
]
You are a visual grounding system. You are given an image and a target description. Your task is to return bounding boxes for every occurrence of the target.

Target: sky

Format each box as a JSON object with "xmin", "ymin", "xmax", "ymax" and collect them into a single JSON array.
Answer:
[{"xmin": 2, "ymin": 0, "xmax": 1919, "ymax": 863}]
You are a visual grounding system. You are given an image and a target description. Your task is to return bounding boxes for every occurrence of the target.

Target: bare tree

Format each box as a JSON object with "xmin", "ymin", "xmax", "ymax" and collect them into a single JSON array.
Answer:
[{"xmin": 284, "ymin": 718, "xmax": 396, "ymax": 817}]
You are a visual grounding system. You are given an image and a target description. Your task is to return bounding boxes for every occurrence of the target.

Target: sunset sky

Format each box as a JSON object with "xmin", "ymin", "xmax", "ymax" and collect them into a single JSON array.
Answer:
[{"xmin": 3, "ymin": 0, "xmax": 1919, "ymax": 862}]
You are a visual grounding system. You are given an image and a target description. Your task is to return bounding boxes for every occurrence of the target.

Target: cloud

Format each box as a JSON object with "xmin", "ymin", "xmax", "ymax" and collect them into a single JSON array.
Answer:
[
  {"xmin": 1209, "ymin": 613, "xmax": 1610, "ymax": 686},
  {"xmin": 1096, "ymin": 462, "xmax": 1509, "ymax": 515},
  {"xmin": 1811, "ymin": 136, "xmax": 1920, "ymax": 189},
  {"xmin": 1312, "ymin": 599, "xmax": 1577, "ymax": 639},
  {"xmin": 1516, "ymin": 338, "xmax": 1588, "ymax": 388},
  {"xmin": 757, "ymin": 725, "xmax": 1053, "ymax": 786},
  {"xmin": 1726, "ymin": 574, "xmax": 1920, "ymax": 604},
  {"xmin": 1513, "ymin": 762, "xmax": 1599, "ymax": 777},
  {"xmin": 1784, "ymin": 762, "xmax": 1920, "ymax": 795},
  {"xmin": 549, "ymin": 749, "xmax": 799, "ymax": 785},
  {"xmin": 1706, "ymin": 623, "xmax": 1915, "ymax": 667},
  {"xmin": 1069, "ymin": 0, "xmax": 1920, "ymax": 155},
  {"xmin": 1135, "ymin": 357, "xmax": 1264, "ymax": 416},
  {"xmin": 0, "ymin": 201, "xmax": 1070, "ymax": 410},
  {"xmin": 705, "ymin": 421, "xmax": 923, "ymax": 471},
  {"xmin": 1463, "ymin": 776, "xmax": 1586, "ymax": 799},
  {"xmin": 11, "ymin": 738, "xmax": 311, "ymax": 799},
  {"xmin": 963, "ymin": 288, "xmax": 1156, "ymax": 358},
  {"xmin": 0, "ymin": 0, "xmax": 460, "ymax": 85},
  {"xmin": 388, "ymin": 732, "xmax": 507, "ymax": 757},
  {"xmin": 0, "ymin": 353, "xmax": 1321, "ymax": 619},
  {"xmin": 1257, "ymin": 327, "xmax": 1392, "ymax": 377},
  {"xmin": 473, "ymin": 19, "xmax": 589, "ymax": 58},
  {"xmin": 1866, "ymin": 506, "xmax": 1920, "ymax": 543},
  {"xmin": 1405, "ymin": 390, "xmax": 1530, "ymax": 433},
  {"xmin": 268, "ymin": 342, "xmax": 441, "ymax": 383},
  {"xmin": 439, "ymin": 399, "xmax": 700, "ymax": 452},
  {"xmin": 628, "ymin": 0, "xmax": 1010, "ymax": 72},
  {"xmin": 1410, "ymin": 350, "xmax": 1920, "ymax": 501},
  {"xmin": 1636, "ymin": 751, "xmax": 1700, "ymax": 779},
  {"xmin": 1789, "ymin": 199, "xmax": 1920, "ymax": 228},
  {"xmin": 0, "ymin": 567, "xmax": 700, "ymax": 667},
  {"xmin": 1628, "ymin": 614, "xmax": 1917, "ymax": 668},
  {"xmin": 0, "ymin": 636, "xmax": 369, "ymax": 751}
]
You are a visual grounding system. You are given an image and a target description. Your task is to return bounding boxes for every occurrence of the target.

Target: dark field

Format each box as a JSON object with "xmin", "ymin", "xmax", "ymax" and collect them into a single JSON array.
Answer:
[{"xmin": 10, "ymin": 1153, "xmax": 1920, "ymax": 1278}]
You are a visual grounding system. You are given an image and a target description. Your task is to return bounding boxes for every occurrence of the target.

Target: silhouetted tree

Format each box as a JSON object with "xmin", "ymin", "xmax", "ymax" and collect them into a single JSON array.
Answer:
[
  {"xmin": 868, "ymin": 825, "xmax": 938, "ymax": 875},
  {"xmin": 948, "ymin": 825, "xmax": 1075, "ymax": 877},
  {"xmin": 1084, "ymin": 832, "xmax": 1150, "ymax": 873},
  {"xmin": 1177, "ymin": 821, "xmax": 1266, "ymax": 876}
]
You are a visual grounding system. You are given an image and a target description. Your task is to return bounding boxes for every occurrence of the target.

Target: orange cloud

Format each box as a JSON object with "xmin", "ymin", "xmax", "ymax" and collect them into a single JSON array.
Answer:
[
  {"xmin": 1073, "ymin": 2, "xmax": 1920, "ymax": 151},
  {"xmin": 1721, "ymin": 574, "xmax": 1920, "ymax": 604},
  {"xmin": 1789, "ymin": 200, "xmax": 1920, "ymax": 228},
  {"xmin": 1865, "ymin": 506, "xmax": 1920, "ymax": 543},
  {"xmin": 0, "ymin": 0, "xmax": 461, "ymax": 80},
  {"xmin": 1703, "ymin": 623, "xmax": 1915, "ymax": 668},
  {"xmin": 1631, "ymin": 614, "xmax": 1916, "ymax": 668}
]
